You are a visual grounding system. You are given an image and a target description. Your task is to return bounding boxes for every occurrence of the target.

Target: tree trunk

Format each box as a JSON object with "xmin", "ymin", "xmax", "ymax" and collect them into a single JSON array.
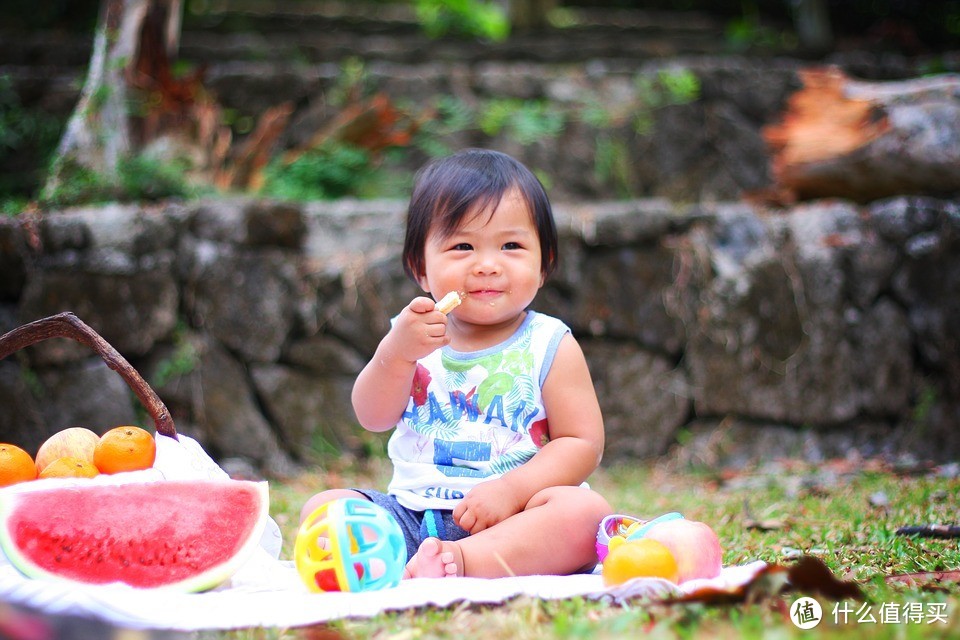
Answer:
[
  {"xmin": 42, "ymin": 0, "xmax": 181, "ymax": 201},
  {"xmin": 761, "ymin": 67, "xmax": 960, "ymax": 203}
]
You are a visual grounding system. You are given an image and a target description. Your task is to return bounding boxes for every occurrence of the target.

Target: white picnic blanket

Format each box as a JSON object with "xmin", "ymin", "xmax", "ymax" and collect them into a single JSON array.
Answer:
[{"xmin": 0, "ymin": 435, "xmax": 767, "ymax": 631}]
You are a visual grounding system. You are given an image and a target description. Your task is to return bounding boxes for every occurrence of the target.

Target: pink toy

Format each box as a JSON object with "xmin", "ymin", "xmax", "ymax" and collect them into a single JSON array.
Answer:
[
  {"xmin": 643, "ymin": 519, "xmax": 722, "ymax": 582},
  {"xmin": 596, "ymin": 512, "xmax": 723, "ymax": 583}
]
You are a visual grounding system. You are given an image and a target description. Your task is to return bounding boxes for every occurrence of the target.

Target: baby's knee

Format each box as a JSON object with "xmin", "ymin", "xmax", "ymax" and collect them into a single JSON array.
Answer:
[
  {"xmin": 573, "ymin": 488, "xmax": 613, "ymax": 532},
  {"xmin": 539, "ymin": 487, "xmax": 610, "ymax": 565},
  {"xmin": 299, "ymin": 489, "xmax": 369, "ymax": 524},
  {"xmin": 534, "ymin": 486, "xmax": 611, "ymax": 528}
]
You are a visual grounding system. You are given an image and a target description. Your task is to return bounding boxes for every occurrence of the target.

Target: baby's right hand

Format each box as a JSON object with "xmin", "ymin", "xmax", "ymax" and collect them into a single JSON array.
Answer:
[{"xmin": 382, "ymin": 296, "xmax": 451, "ymax": 363}]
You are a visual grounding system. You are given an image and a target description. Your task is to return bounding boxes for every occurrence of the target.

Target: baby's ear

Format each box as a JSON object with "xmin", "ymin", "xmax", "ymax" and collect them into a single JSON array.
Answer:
[{"xmin": 417, "ymin": 273, "xmax": 431, "ymax": 294}]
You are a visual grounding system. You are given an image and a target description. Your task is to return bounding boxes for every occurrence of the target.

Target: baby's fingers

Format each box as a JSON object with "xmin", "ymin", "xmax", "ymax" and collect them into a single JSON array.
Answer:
[
  {"xmin": 408, "ymin": 296, "xmax": 441, "ymax": 314},
  {"xmin": 455, "ymin": 507, "xmax": 480, "ymax": 534}
]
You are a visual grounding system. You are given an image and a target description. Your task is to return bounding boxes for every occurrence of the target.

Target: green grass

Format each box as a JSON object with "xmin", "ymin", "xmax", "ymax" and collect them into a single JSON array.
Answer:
[{"xmin": 206, "ymin": 456, "xmax": 960, "ymax": 639}]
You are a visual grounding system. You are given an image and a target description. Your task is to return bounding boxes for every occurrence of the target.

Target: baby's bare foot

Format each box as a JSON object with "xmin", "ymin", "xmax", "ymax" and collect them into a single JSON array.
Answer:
[{"xmin": 402, "ymin": 537, "xmax": 462, "ymax": 579}]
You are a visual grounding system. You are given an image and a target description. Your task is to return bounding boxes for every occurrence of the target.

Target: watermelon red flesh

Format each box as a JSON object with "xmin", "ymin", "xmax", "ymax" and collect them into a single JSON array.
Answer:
[{"xmin": 0, "ymin": 479, "xmax": 268, "ymax": 592}]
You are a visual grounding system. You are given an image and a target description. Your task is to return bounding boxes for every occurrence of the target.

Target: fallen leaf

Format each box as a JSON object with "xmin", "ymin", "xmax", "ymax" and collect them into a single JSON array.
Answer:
[
  {"xmin": 741, "ymin": 499, "xmax": 789, "ymax": 531},
  {"xmin": 299, "ymin": 626, "xmax": 351, "ymax": 640},
  {"xmin": 786, "ymin": 555, "xmax": 865, "ymax": 601},
  {"xmin": 672, "ymin": 564, "xmax": 790, "ymax": 605},
  {"xmin": 659, "ymin": 556, "xmax": 864, "ymax": 607},
  {"xmin": 744, "ymin": 518, "xmax": 788, "ymax": 531}
]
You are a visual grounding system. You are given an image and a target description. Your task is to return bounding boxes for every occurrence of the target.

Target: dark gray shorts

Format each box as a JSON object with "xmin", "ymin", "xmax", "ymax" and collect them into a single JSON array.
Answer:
[{"xmin": 353, "ymin": 489, "xmax": 470, "ymax": 562}]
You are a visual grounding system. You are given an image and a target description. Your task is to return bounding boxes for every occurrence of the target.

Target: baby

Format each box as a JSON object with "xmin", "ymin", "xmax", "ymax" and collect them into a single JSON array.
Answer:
[{"xmin": 301, "ymin": 148, "xmax": 611, "ymax": 578}]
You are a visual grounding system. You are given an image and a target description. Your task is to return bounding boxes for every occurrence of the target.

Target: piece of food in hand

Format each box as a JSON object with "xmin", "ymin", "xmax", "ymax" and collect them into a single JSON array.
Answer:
[{"xmin": 435, "ymin": 291, "xmax": 463, "ymax": 314}]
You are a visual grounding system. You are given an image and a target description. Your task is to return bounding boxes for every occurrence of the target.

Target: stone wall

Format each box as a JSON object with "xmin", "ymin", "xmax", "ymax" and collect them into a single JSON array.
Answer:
[{"xmin": 1, "ymin": 196, "xmax": 958, "ymax": 473}]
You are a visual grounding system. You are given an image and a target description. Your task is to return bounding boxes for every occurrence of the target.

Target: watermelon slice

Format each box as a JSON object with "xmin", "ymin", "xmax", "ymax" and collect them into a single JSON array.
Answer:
[{"xmin": 0, "ymin": 479, "xmax": 268, "ymax": 592}]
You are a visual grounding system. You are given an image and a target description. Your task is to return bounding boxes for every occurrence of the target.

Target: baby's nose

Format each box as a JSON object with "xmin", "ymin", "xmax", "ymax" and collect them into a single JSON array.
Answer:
[{"xmin": 473, "ymin": 254, "xmax": 502, "ymax": 275}]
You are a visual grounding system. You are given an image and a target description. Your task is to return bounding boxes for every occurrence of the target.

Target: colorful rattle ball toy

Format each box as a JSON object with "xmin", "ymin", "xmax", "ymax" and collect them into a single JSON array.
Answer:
[
  {"xmin": 295, "ymin": 498, "xmax": 407, "ymax": 592},
  {"xmin": 595, "ymin": 512, "xmax": 684, "ymax": 562}
]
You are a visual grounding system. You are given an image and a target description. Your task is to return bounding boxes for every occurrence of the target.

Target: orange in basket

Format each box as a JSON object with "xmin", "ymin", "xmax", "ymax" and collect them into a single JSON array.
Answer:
[
  {"xmin": 0, "ymin": 444, "xmax": 38, "ymax": 486},
  {"xmin": 94, "ymin": 426, "xmax": 157, "ymax": 474},
  {"xmin": 39, "ymin": 457, "xmax": 100, "ymax": 479}
]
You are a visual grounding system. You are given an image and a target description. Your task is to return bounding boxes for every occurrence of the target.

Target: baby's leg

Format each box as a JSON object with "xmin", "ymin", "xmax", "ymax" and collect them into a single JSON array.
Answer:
[
  {"xmin": 299, "ymin": 488, "xmax": 370, "ymax": 524},
  {"xmin": 456, "ymin": 486, "xmax": 610, "ymax": 578}
]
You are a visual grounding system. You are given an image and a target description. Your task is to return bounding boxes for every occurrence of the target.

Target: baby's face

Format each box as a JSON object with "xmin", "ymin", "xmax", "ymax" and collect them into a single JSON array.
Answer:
[{"xmin": 418, "ymin": 188, "xmax": 544, "ymax": 329}]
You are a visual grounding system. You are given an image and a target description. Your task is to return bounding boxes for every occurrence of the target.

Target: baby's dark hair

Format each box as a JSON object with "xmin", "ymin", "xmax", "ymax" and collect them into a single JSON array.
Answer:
[{"xmin": 402, "ymin": 148, "xmax": 559, "ymax": 282}]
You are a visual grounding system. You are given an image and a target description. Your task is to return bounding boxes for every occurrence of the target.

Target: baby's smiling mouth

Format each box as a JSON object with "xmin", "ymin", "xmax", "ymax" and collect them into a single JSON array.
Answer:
[{"xmin": 468, "ymin": 288, "xmax": 504, "ymax": 297}]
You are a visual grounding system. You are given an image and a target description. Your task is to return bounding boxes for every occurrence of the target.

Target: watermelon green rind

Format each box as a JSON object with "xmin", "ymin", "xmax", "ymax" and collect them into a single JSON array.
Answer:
[{"xmin": 0, "ymin": 479, "xmax": 269, "ymax": 593}]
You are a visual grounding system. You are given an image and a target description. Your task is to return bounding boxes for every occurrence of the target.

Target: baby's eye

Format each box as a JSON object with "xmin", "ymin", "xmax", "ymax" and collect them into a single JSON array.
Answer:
[
  {"xmin": 502, "ymin": 242, "xmax": 522, "ymax": 250},
  {"xmin": 452, "ymin": 243, "xmax": 473, "ymax": 251}
]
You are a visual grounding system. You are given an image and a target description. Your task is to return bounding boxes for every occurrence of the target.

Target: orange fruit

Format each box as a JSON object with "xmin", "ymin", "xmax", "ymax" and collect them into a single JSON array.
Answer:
[
  {"xmin": 35, "ymin": 427, "xmax": 100, "ymax": 473},
  {"xmin": 0, "ymin": 443, "xmax": 38, "ymax": 487},
  {"xmin": 38, "ymin": 456, "xmax": 100, "ymax": 479},
  {"xmin": 602, "ymin": 538, "xmax": 680, "ymax": 586},
  {"xmin": 94, "ymin": 426, "xmax": 156, "ymax": 474}
]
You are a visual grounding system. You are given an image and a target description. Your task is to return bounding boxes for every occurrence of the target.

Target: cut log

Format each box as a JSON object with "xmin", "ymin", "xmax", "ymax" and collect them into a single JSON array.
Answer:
[{"xmin": 761, "ymin": 66, "xmax": 960, "ymax": 203}]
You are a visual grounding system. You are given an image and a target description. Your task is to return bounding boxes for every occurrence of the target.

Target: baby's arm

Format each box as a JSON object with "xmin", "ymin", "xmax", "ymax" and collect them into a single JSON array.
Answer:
[
  {"xmin": 352, "ymin": 296, "xmax": 452, "ymax": 431},
  {"xmin": 453, "ymin": 333, "xmax": 604, "ymax": 533}
]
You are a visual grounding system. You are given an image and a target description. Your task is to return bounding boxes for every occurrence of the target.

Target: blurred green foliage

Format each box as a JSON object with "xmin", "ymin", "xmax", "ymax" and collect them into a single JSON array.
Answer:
[
  {"xmin": 633, "ymin": 68, "xmax": 701, "ymax": 134},
  {"xmin": 0, "ymin": 75, "xmax": 64, "ymax": 203},
  {"xmin": 414, "ymin": 0, "xmax": 510, "ymax": 41},
  {"xmin": 151, "ymin": 320, "xmax": 200, "ymax": 389},
  {"xmin": 40, "ymin": 155, "xmax": 197, "ymax": 210},
  {"xmin": 413, "ymin": 95, "xmax": 475, "ymax": 158},
  {"xmin": 478, "ymin": 99, "xmax": 566, "ymax": 145},
  {"xmin": 259, "ymin": 143, "xmax": 375, "ymax": 201}
]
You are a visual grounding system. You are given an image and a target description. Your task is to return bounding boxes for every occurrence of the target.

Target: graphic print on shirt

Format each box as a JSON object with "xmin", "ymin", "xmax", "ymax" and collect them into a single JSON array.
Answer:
[
  {"xmin": 432, "ymin": 439, "xmax": 492, "ymax": 477},
  {"xmin": 401, "ymin": 323, "xmax": 543, "ymax": 479}
]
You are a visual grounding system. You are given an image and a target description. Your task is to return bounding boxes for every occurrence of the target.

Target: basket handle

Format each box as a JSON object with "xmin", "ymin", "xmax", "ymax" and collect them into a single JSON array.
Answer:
[{"xmin": 0, "ymin": 312, "xmax": 177, "ymax": 439}]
